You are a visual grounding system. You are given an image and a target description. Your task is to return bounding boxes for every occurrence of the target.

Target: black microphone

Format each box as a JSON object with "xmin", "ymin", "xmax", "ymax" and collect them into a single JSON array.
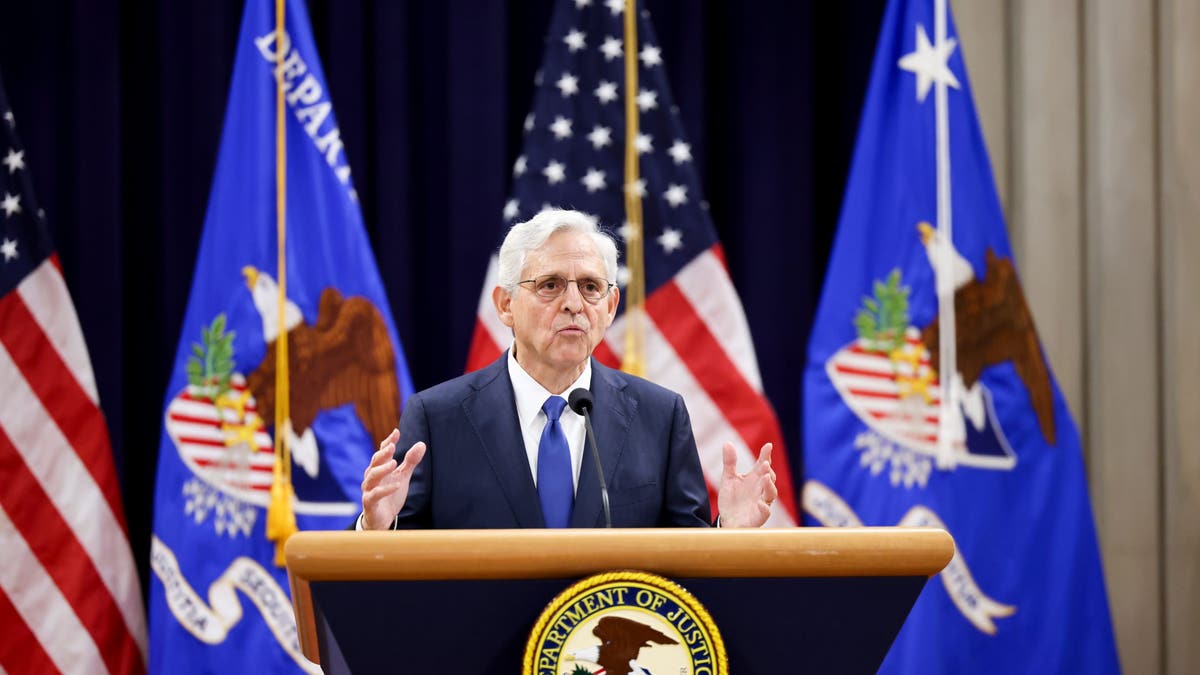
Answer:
[{"xmin": 568, "ymin": 388, "xmax": 611, "ymax": 528}]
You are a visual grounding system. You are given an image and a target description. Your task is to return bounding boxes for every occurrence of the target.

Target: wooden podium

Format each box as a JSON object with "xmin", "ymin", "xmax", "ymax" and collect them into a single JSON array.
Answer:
[{"xmin": 286, "ymin": 528, "xmax": 952, "ymax": 674}]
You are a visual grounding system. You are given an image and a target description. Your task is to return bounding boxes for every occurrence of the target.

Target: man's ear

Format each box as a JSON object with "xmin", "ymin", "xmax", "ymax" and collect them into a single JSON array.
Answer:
[
  {"xmin": 603, "ymin": 285, "xmax": 620, "ymax": 328},
  {"xmin": 493, "ymin": 286, "xmax": 515, "ymax": 328}
]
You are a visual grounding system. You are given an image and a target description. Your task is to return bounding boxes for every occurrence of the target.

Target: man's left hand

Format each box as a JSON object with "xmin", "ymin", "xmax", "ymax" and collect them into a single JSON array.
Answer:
[{"xmin": 716, "ymin": 442, "xmax": 778, "ymax": 528}]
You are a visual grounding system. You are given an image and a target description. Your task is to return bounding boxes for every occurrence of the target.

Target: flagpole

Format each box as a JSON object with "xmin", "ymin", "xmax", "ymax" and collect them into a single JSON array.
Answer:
[
  {"xmin": 267, "ymin": 0, "xmax": 299, "ymax": 566},
  {"xmin": 934, "ymin": 0, "xmax": 957, "ymax": 467},
  {"xmin": 620, "ymin": 0, "xmax": 646, "ymax": 377}
]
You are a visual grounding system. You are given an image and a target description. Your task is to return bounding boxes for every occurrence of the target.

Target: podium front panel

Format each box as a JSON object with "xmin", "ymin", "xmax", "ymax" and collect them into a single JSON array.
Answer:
[
  {"xmin": 310, "ymin": 575, "xmax": 927, "ymax": 674},
  {"xmin": 286, "ymin": 528, "xmax": 955, "ymax": 674}
]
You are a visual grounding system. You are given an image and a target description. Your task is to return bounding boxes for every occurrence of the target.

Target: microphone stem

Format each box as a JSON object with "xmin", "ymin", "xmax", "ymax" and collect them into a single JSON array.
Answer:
[{"xmin": 581, "ymin": 408, "xmax": 611, "ymax": 528}]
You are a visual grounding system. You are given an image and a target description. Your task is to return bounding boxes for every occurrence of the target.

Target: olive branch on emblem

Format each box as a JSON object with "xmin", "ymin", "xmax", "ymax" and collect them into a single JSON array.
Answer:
[
  {"xmin": 186, "ymin": 313, "xmax": 237, "ymax": 404},
  {"xmin": 853, "ymin": 268, "xmax": 911, "ymax": 354}
]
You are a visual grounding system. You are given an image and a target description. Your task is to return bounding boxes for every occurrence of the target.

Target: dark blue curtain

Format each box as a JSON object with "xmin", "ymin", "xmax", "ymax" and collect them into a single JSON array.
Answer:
[{"xmin": 0, "ymin": 0, "xmax": 885, "ymax": 591}]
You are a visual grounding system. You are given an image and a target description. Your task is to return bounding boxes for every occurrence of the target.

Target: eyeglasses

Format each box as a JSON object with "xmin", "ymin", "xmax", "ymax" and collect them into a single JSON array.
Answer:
[{"xmin": 517, "ymin": 275, "xmax": 614, "ymax": 303}]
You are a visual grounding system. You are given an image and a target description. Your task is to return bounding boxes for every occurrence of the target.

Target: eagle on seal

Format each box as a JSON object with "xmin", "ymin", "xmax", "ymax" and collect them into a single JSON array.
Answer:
[
  {"xmin": 241, "ymin": 266, "xmax": 400, "ymax": 476},
  {"xmin": 568, "ymin": 616, "xmax": 679, "ymax": 675}
]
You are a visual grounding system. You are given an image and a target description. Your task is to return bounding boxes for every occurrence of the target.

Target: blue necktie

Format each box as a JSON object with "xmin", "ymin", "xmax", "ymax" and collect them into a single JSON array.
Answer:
[{"xmin": 537, "ymin": 396, "xmax": 573, "ymax": 528}]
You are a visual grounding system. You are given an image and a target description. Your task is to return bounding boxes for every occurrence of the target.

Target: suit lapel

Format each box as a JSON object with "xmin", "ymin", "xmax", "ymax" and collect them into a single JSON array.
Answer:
[
  {"xmin": 570, "ymin": 360, "xmax": 633, "ymax": 528},
  {"xmin": 462, "ymin": 354, "xmax": 545, "ymax": 527}
]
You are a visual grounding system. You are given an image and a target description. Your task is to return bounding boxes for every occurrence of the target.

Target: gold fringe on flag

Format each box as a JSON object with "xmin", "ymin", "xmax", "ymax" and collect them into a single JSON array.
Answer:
[
  {"xmin": 620, "ymin": 0, "xmax": 646, "ymax": 377},
  {"xmin": 266, "ymin": 0, "xmax": 298, "ymax": 567}
]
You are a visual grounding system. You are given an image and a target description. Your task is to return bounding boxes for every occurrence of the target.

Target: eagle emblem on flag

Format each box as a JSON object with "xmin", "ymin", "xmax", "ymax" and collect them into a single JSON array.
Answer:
[
  {"xmin": 163, "ymin": 269, "xmax": 400, "ymax": 530},
  {"xmin": 824, "ymin": 224, "xmax": 1055, "ymax": 483}
]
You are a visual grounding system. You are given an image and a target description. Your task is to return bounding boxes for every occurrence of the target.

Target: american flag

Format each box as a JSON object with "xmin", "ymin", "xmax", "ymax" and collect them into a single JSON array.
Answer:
[
  {"xmin": 467, "ymin": 0, "xmax": 797, "ymax": 524},
  {"xmin": 0, "ymin": 77, "xmax": 147, "ymax": 673}
]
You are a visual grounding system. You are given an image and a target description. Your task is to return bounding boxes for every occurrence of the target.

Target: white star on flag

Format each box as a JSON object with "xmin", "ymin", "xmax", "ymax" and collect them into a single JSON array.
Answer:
[
  {"xmin": 635, "ymin": 133, "xmax": 653, "ymax": 154},
  {"xmin": 600, "ymin": 36, "xmax": 622, "ymax": 61},
  {"xmin": 636, "ymin": 89, "xmax": 659, "ymax": 112},
  {"xmin": 556, "ymin": 73, "xmax": 580, "ymax": 97},
  {"xmin": 616, "ymin": 265, "xmax": 631, "ymax": 287},
  {"xmin": 581, "ymin": 168, "xmax": 607, "ymax": 193},
  {"xmin": 564, "ymin": 30, "xmax": 586, "ymax": 52},
  {"xmin": 573, "ymin": 0, "xmax": 592, "ymax": 8},
  {"xmin": 503, "ymin": 199, "xmax": 520, "ymax": 221},
  {"xmin": 617, "ymin": 221, "xmax": 639, "ymax": 242},
  {"xmin": 657, "ymin": 227, "xmax": 683, "ymax": 253},
  {"xmin": 1, "ymin": 192, "xmax": 21, "ymax": 217},
  {"xmin": 513, "ymin": 155, "xmax": 527, "ymax": 176},
  {"xmin": 604, "ymin": 0, "xmax": 623, "ymax": 16},
  {"xmin": 3, "ymin": 148, "xmax": 24, "ymax": 174},
  {"xmin": 586, "ymin": 125, "xmax": 612, "ymax": 149},
  {"xmin": 524, "ymin": 113, "xmax": 535, "ymax": 132},
  {"xmin": 3, "ymin": 111, "xmax": 13, "ymax": 129},
  {"xmin": 549, "ymin": 116, "xmax": 574, "ymax": 139},
  {"xmin": 0, "ymin": 237, "xmax": 17, "ymax": 261},
  {"xmin": 667, "ymin": 140, "xmax": 692, "ymax": 164},
  {"xmin": 897, "ymin": 24, "xmax": 960, "ymax": 102},
  {"xmin": 664, "ymin": 184, "xmax": 688, "ymax": 207},
  {"xmin": 594, "ymin": 81, "xmax": 618, "ymax": 104},
  {"xmin": 640, "ymin": 45, "xmax": 662, "ymax": 67},
  {"xmin": 624, "ymin": 178, "xmax": 647, "ymax": 198},
  {"xmin": 543, "ymin": 160, "xmax": 566, "ymax": 184}
]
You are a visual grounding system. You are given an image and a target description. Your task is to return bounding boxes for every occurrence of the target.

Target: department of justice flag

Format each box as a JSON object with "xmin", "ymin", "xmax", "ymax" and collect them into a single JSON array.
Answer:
[
  {"xmin": 147, "ymin": 1, "xmax": 413, "ymax": 672},
  {"xmin": 467, "ymin": 0, "xmax": 797, "ymax": 523},
  {"xmin": 0, "ymin": 71, "xmax": 147, "ymax": 675},
  {"xmin": 802, "ymin": 0, "xmax": 1120, "ymax": 672}
]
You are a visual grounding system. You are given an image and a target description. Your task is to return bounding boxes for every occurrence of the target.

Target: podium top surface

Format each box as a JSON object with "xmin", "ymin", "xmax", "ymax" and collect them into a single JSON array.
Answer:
[{"xmin": 285, "ymin": 527, "xmax": 953, "ymax": 580}]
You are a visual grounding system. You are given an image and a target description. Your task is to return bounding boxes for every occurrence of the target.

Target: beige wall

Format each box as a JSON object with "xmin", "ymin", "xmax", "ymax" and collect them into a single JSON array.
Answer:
[{"xmin": 955, "ymin": 0, "xmax": 1200, "ymax": 672}]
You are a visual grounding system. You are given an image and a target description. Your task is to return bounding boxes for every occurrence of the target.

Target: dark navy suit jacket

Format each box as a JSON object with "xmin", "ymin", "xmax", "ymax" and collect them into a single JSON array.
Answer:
[{"xmin": 392, "ymin": 353, "xmax": 712, "ymax": 528}]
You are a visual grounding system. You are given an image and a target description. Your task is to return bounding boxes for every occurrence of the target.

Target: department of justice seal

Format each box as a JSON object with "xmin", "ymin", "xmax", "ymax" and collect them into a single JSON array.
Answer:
[{"xmin": 523, "ymin": 571, "xmax": 726, "ymax": 675}]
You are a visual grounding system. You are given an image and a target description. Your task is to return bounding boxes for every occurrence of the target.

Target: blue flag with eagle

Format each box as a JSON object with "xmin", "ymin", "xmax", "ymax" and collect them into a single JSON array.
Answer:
[
  {"xmin": 147, "ymin": 1, "xmax": 413, "ymax": 672},
  {"xmin": 802, "ymin": 0, "xmax": 1119, "ymax": 672}
]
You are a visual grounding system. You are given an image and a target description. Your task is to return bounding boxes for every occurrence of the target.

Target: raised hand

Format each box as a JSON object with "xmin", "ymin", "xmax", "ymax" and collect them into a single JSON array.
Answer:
[
  {"xmin": 716, "ymin": 442, "xmax": 778, "ymax": 528},
  {"xmin": 360, "ymin": 429, "xmax": 426, "ymax": 530}
]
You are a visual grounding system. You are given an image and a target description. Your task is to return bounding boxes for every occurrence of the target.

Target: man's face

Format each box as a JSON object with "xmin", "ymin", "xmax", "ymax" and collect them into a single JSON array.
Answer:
[{"xmin": 494, "ymin": 230, "xmax": 619, "ymax": 386}]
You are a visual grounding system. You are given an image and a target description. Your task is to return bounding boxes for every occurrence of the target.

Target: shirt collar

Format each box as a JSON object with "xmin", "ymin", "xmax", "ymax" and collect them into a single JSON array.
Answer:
[{"xmin": 507, "ymin": 346, "xmax": 592, "ymax": 425}]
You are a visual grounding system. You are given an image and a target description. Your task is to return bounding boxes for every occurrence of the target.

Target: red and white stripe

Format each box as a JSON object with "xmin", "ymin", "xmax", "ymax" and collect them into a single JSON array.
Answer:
[
  {"xmin": 467, "ymin": 245, "xmax": 798, "ymax": 525},
  {"xmin": 0, "ymin": 257, "xmax": 147, "ymax": 675},
  {"xmin": 824, "ymin": 330, "xmax": 954, "ymax": 453},
  {"xmin": 164, "ymin": 380, "xmax": 277, "ymax": 497},
  {"xmin": 160, "ymin": 378, "xmax": 359, "ymax": 516}
]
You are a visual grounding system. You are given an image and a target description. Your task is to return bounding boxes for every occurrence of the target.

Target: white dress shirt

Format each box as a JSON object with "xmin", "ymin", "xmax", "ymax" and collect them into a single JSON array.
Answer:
[{"xmin": 506, "ymin": 347, "xmax": 589, "ymax": 493}]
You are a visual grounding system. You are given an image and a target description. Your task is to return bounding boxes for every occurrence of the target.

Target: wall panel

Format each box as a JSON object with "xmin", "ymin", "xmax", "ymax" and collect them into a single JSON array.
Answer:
[
  {"xmin": 1159, "ymin": 0, "xmax": 1200, "ymax": 671},
  {"xmin": 1007, "ymin": 0, "xmax": 1086, "ymax": 425},
  {"xmin": 1083, "ymin": 0, "xmax": 1162, "ymax": 671}
]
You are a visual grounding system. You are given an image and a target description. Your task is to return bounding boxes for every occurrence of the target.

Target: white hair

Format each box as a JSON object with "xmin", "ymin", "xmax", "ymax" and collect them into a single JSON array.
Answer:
[{"xmin": 496, "ymin": 208, "xmax": 619, "ymax": 290}]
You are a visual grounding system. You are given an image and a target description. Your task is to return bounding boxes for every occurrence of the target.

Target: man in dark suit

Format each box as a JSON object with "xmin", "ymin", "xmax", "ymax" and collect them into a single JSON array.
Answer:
[{"xmin": 358, "ymin": 209, "xmax": 777, "ymax": 530}]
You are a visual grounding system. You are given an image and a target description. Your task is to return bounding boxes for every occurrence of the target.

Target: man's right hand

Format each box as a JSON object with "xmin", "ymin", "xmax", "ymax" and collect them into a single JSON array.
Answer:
[{"xmin": 360, "ymin": 429, "xmax": 427, "ymax": 530}]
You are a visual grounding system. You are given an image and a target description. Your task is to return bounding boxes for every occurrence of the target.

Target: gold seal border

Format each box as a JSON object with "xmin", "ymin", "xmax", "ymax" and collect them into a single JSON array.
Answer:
[{"xmin": 522, "ymin": 570, "xmax": 727, "ymax": 675}]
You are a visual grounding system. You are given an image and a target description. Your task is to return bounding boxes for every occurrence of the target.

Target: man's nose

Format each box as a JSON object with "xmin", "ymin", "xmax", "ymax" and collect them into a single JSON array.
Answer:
[{"xmin": 560, "ymin": 280, "xmax": 585, "ymax": 311}]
